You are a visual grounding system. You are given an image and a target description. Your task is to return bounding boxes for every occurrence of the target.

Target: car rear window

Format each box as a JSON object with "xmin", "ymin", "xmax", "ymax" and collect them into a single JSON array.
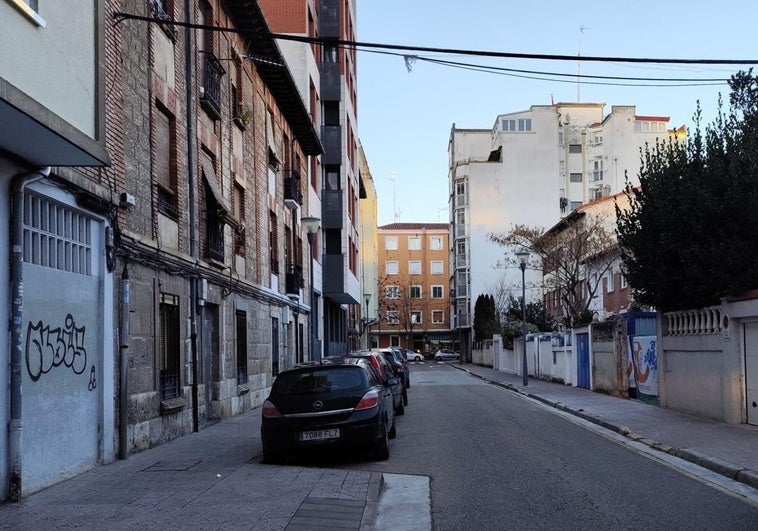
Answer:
[{"xmin": 274, "ymin": 367, "xmax": 367, "ymax": 395}]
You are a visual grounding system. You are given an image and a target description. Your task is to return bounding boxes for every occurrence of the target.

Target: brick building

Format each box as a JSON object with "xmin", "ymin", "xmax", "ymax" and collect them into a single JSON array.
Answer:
[{"xmin": 376, "ymin": 224, "xmax": 455, "ymax": 352}]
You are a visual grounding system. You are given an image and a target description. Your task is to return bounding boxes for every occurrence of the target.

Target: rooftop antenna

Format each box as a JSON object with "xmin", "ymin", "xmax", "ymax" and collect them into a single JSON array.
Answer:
[
  {"xmin": 578, "ymin": 25, "xmax": 590, "ymax": 102},
  {"xmin": 390, "ymin": 171, "xmax": 398, "ymax": 222}
]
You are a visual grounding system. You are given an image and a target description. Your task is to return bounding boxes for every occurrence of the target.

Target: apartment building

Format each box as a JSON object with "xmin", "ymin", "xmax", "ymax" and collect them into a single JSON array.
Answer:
[
  {"xmin": 260, "ymin": 0, "xmax": 365, "ymax": 358},
  {"xmin": 449, "ymin": 103, "xmax": 684, "ymax": 358},
  {"xmin": 0, "ymin": 0, "xmax": 112, "ymax": 500},
  {"xmin": 376, "ymin": 224, "xmax": 454, "ymax": 352}
]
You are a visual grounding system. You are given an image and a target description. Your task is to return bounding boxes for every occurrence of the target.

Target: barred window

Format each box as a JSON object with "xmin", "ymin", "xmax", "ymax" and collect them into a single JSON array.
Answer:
[
  {"xmin": 159, "ymin": 293, "xmax": 181, "ymax": 400},
  {"xmin": 23, "ymin": 194, "xmax": 93, "ymax": 276}
]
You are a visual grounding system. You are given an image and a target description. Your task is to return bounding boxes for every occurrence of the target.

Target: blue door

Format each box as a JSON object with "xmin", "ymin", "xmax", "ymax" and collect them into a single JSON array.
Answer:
[{"xmin": 576, "ymin": 332, "xmax": 590, "ymax": 389}]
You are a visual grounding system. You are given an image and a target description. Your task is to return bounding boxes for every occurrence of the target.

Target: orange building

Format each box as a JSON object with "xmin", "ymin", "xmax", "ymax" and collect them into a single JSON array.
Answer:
[{"xmin": 375, "ymin": 224, "xmax": 455, "ymax": 352}]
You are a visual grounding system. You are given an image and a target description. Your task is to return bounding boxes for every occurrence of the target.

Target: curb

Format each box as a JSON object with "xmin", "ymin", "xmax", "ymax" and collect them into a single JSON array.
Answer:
[{"xmin": 453, "ymin": 365, "xmax": 758, "ymax": 491}]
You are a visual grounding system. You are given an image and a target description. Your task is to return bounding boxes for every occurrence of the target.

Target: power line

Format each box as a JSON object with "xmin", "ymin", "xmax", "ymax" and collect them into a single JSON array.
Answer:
[{"xmin": 112, "ymin": 12, "xmax": 758, "ymax": 66}]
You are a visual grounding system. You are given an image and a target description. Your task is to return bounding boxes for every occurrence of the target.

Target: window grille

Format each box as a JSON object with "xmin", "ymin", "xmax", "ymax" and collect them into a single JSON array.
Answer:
[
  {"xmin": 159, "ymin": 293, "xmax": 181, "ymax": 400},
  {"xmin": 236, "ymin": 310, "xmax": 248, "ymax": 384},
  {"xmin": 23, "ymin": 193, "xmax": 93, "ymax": 276}
]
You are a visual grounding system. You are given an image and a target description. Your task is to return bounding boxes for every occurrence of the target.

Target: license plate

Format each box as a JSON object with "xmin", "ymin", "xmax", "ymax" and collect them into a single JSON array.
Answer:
[{"xmin": 299, "ymin": 428, "xmax": 340, "ymax": 442}]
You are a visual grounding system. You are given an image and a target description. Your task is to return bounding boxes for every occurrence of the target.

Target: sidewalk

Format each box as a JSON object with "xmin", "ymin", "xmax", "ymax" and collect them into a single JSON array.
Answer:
[
  {"xmin": 453, "ymin": 362, "xmax": 758, "ymax": 490},
  {"xmin": 0, "ymin": 411, "xmax": 385, "ymax": 530}
]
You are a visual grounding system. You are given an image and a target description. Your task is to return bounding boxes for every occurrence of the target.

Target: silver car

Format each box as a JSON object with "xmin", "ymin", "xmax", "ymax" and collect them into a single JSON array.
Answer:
[{"xmin": 433, "ymin": 349, "xmax": 460, "ymax": 361}]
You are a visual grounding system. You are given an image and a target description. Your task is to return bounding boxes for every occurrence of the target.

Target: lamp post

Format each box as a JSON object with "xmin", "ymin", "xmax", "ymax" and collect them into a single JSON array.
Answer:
[
  {"xmin": 516, "ymin": 250, "xmax": 529, "ymax": 386},
  {"xmin": 364, "ymin": 293, "xmax": 372, "ymax": 349},
  {"xmin": 301, "ymin": 216, "xmax": 320, "ymax": 361}
]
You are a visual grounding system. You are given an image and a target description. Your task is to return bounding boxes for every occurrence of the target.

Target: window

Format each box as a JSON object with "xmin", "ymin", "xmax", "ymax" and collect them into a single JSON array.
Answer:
[
  {"xmin": 502, "ymin": 119, "xmax": 516, "ymax": 132},
  {"xmin": 569, "ymin": 173, "xmax": 583, "ymax": 183},
  {"xmin": 236, "ymin": 310, "xmax": 248, "ymax": 384},
  {"xmin": 607, "ymin": 271, "xmax": 615, "ymax": 292},
  {"xmin": 408, "ymin": 236, "xmax": 421, "ymax": 250},
  {"xmin": 385, "ymin": 236, "xmax": 398, "ymax": 250},
  {"xmin": 431, "ymin": 286, "xmax": 444, "ymax": 299},
  {"xmin": 621, "ymin": 274, "xmax": 628, "ymax": 289},
  {"xmin": 430, "ymin": 261, "xmax": 443, "ymax": 274},
  {"xmin": 269, "ymin": 211, "xmax": 279, "ymax": 274},
  {"xmin": 518, "ymin": 118, "xmax": 532, "ymax": 132},
  {"xmin": 430, "ymin": 236, "xmax": 443, "ymax": 250},
  {"xmin": 387, "ymin": 311, "xmax": 399, "ymax": 325},
  {"xmin": 411, "ymin": 311, "xmax": 422, "ymax": 324},
  {"xmin": 159, "ymin": 293, "xmax": 181, "ymax": 400},
  {"xmin": 23, "ymin": 194, "xmax": 93, "ymax": 275},
  {"xmin": 386, "ymin": 285, "xmax": 400, "ymax": 299},
  {"xmin": 592, "ymin": 159, "xmax": 604, "ymax": 182},
  {"xmin": 390, "ymin": 335, "xmax": 400, "ymax": 347},
  {"xmin": 570, "ymin": 201, "xmax": 582, "ymax": 210},
  {"xmin": 456, "ymin": 181, "xmax": 466, "ymax": 196},
  {"xmin": 386, "ymin": 261, "xmax": 399, "ymax": 275},
  {"xmin": 154, "ymin": 105, "xmax": 178, "ymax": 218},
  {"xmin": 233, "ymin": 182, "xmax": 245, "ymax": 256},
  {"xmin": 408, "ymin": 261, "xmax": 421, "ymax": 275},
  {"xmin": 8, "ymin": 0, "xmax": 45, "ymax": 26},
  {"xmin": 558, "ymin": 131, "xmax": 564, "ymax": 146},
  {"xmin": 432, "ymin": 310, "xmax": 444, "ymax": 323},
  {"xmin": 410, "ymin": 285, "xmax": 422, "ymax": 299},
  {"xmin": 569, "ymin": 144, "xmax": 582, "ymax": 154},
  {"xmin": 271, "ymin": 317, "xmax": 280, "ymax": 376}
]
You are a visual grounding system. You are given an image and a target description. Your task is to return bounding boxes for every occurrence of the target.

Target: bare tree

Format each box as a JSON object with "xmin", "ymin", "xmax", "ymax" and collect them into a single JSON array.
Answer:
[
  {"xmin": 488, "ymin": 212, "xmax": 617, "ymax": 327},
  {"xmin": 377, "ymin": 274, "xmax": 432, "ymax": 348}
]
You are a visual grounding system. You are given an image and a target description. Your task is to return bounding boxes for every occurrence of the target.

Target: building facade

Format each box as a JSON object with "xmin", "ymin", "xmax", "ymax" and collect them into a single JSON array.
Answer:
[
  {"xmin": 260, "ymin": 0, "xmax": 364, "ymax": 358},
  {"xmin": 1, "ymin": 0, "xmax": 112, "ymax": 500},
  {"xmin": 376, "ymin": 224, "xmax": 454, "ymax": 352},
  {"xmin": 449, "ymin": 103, "xmax": 684, "ymax": 358}
]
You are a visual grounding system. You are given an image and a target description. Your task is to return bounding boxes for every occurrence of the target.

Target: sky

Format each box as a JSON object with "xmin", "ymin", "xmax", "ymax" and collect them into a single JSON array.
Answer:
[{"xmin": 356, "ymin": 0, "xmax": 758, "ymax": 227}]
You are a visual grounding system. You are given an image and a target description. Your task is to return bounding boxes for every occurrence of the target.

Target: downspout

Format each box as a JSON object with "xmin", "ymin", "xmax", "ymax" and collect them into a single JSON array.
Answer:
[
  {"xmin": 185, "ymin": 0, "xmax": 199, "ymax": 432},
  {"xmin": 8, "ymin": 166, "xmax": 51, "ymax": 501},
  {"xmin": 118, "ymin": 265, "xmax": 130, "ymax": 459}
]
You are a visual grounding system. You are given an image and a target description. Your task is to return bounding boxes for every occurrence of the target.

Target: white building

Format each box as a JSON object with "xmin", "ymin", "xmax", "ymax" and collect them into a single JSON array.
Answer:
[{"xmin": 449, "ymin": 103, "xmax": 684, "ymax": 357}]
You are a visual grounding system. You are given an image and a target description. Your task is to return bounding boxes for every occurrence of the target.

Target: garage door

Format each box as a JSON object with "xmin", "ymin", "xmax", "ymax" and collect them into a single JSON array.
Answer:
[{"xmin": 744, "ymin": 322, "xmax": 758, "ymax": 426}]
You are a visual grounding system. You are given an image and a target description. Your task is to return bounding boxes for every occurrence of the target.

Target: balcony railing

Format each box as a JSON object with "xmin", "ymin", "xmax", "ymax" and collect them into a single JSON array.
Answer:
[
  {"xmin": 200, "ymin": 52, "xmax": 225, "ymax": 120},
  {"xmin": 206, "ymin": 223, "xmax": 224, "ymax": 262},
  {"xmin": 283, "ymin": 171, "xmax": 302, "ymax": 210}
]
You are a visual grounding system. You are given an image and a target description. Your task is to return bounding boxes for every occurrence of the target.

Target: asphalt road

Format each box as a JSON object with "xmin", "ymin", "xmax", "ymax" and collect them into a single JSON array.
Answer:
[{"xmin": 335, "ymin": 361, "xmax": 758, "ymax": 530}]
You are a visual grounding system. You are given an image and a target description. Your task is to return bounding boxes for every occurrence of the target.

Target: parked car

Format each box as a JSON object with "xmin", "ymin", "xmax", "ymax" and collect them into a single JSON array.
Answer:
[
  {"xmin": 348, "ymin": 350, "xmax": 405, "ymax": 415},
  {"xmin": 378, "ymin": 348, "xmax": 410, "ymax": 394},
  {"xmin": 261, "ymin": 358, "xmax": 397, "ymax": 463},
  {"xmin": 434, "ymin": 349, "xmax": 460, "ymax": 361},
  {"xmin": 403, "ymin": 349, "xmax": 424, "ymax": 362}
]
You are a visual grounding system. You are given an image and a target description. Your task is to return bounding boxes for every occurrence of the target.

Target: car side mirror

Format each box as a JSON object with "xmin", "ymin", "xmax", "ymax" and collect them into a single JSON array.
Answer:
[{"xmin": 387, "ymin": 377, "xmax": 399, "ymax": 386}]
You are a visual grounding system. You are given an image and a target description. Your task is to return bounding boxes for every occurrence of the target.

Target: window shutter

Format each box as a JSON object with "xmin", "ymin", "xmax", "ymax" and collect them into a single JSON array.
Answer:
[{"xmin": 155, "ymin": 111, "xmax": 172, "ymax": 190}]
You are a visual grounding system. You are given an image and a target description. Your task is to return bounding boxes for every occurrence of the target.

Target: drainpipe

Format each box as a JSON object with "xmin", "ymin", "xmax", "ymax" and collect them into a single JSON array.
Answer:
[
  {"xmin": 118, "ymin": 265, "xmax": 130, "ymax": 459},
  {"xmin": 8, "ymin": 166, "xmax": 51, "ymax": 501},
  {"xmin": 185, "ymin": 0, "xmax": 199, "ymax": 432}
]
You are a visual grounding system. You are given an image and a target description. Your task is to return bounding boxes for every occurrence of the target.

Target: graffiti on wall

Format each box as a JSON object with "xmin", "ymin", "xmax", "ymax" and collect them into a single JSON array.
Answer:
[{"xmin": 25, "ymin": 313, "xmax": 96, "ymax": 390}]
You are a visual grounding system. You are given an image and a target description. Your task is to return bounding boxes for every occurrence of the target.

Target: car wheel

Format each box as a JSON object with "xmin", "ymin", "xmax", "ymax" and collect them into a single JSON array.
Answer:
[
  {"xmin": 415, "ymin": 355, "xmax": 423, "ymax": 362},
  {"xmin": 396, "ymin": 398, "xmax": 405, "ymax": 415},
  {"xmin": 388, "ymin": 420, "xmax": 397, "ymax": 439},
  {"xmin": 374, "ymin": 420, "xmax": 390, "ymax": 460}
]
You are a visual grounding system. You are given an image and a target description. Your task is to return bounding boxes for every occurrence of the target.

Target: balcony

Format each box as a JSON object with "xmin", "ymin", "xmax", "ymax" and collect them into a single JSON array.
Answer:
[
  {"xmin": 320, "ymin": 62, "xmax": 341, "ymax": 102},
  {"xmin": 283, "ymin": 171, "xmax": 302, "ymax": 210},
  {"xmin": 322, "ymin": 189, "xmax": 343, "ymax": 229},
  {"xmin": 206, "ymin": 223, "xmax": 224, "ymax": 263},
  {"xmin": 321, "ymin": 125, "xmax": 342, "ymax": 165},
  {"xmin": 319, "ymin": 0, "xmax": 339, "ymax": 38},
  {"xmin": 200, "ymin": 52, "xmax": 225, "ymax": 121},
  {"xmin": 285, "ymin": 264, "xmax": 304, "ymax": 296},
  {"xmin": 323, "ymin": 253, "xmax": 344, "ymax": 295}
]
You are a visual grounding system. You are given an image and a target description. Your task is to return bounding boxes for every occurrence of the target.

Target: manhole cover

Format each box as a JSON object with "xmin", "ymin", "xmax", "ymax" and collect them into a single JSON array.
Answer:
[{"xmin": 143, "ymin": 459, "xmax": 202, "ymax": 472}]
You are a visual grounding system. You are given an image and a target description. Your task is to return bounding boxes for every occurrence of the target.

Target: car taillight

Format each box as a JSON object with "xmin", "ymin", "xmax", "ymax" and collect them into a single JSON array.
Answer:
[
  {"xmin": 355, "ymin": 390, "xmax": 380, "ymax": 411},
  {"xmin": 262, "ymin": 400, "xmax": 282, "ymax": 418}
]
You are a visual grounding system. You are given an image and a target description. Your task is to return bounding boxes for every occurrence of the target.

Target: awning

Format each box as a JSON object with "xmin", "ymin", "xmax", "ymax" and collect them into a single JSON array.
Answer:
[{"xmin": 201, "ymin": 156, "xmax": 231, "ymax": 213}]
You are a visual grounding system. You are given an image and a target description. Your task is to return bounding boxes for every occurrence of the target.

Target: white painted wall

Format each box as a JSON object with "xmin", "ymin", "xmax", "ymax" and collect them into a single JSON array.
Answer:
[{"xmin": 0, "ymin": 0, "xmax": 97, "ymax": 137}]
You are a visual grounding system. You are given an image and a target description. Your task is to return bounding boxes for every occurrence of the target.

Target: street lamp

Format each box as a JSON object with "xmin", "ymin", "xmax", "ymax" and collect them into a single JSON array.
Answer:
[
  {"xmin": 301, "ymin": 216, "xmax": 320, "ymax": 361},
  {"xmin": 364, "ymin": 293, "xmax": 372, "ymax": 348},
  {"xmin": 516, "ymin": 250, "xmax": 530, "ymax": 386}
]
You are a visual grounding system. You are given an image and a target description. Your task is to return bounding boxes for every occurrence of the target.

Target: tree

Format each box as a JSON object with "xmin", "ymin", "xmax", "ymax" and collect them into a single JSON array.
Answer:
[
  {"xmin": 489, "ymin": 213, "xmax": 617, "ymax": 327},
  {"xmin": 473, "ymin": 294, "xmax": 499, "ymax": 342},
  {"xmin": 377, "ymin": 274, "xmax": 431, "ymax": 348},
  {"xmin": 505, "ymin": 296, "xmax": 555, "ymax": 332},
  {"xmin": 616, "ymin": 70, "xmax": 758, "ymax": 311}
]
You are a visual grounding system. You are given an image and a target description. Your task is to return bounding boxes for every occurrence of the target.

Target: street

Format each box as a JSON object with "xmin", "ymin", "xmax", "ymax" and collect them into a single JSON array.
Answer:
[{"xmin": 334, "ymin": 361, "xmax": 758, "ymax": 530}]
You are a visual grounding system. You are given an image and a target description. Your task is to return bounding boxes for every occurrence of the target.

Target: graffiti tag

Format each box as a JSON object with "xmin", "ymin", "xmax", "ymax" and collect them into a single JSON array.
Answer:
[{"xmin": 25, "ymin": 314, "xmax": 88, "ymax": 383}]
